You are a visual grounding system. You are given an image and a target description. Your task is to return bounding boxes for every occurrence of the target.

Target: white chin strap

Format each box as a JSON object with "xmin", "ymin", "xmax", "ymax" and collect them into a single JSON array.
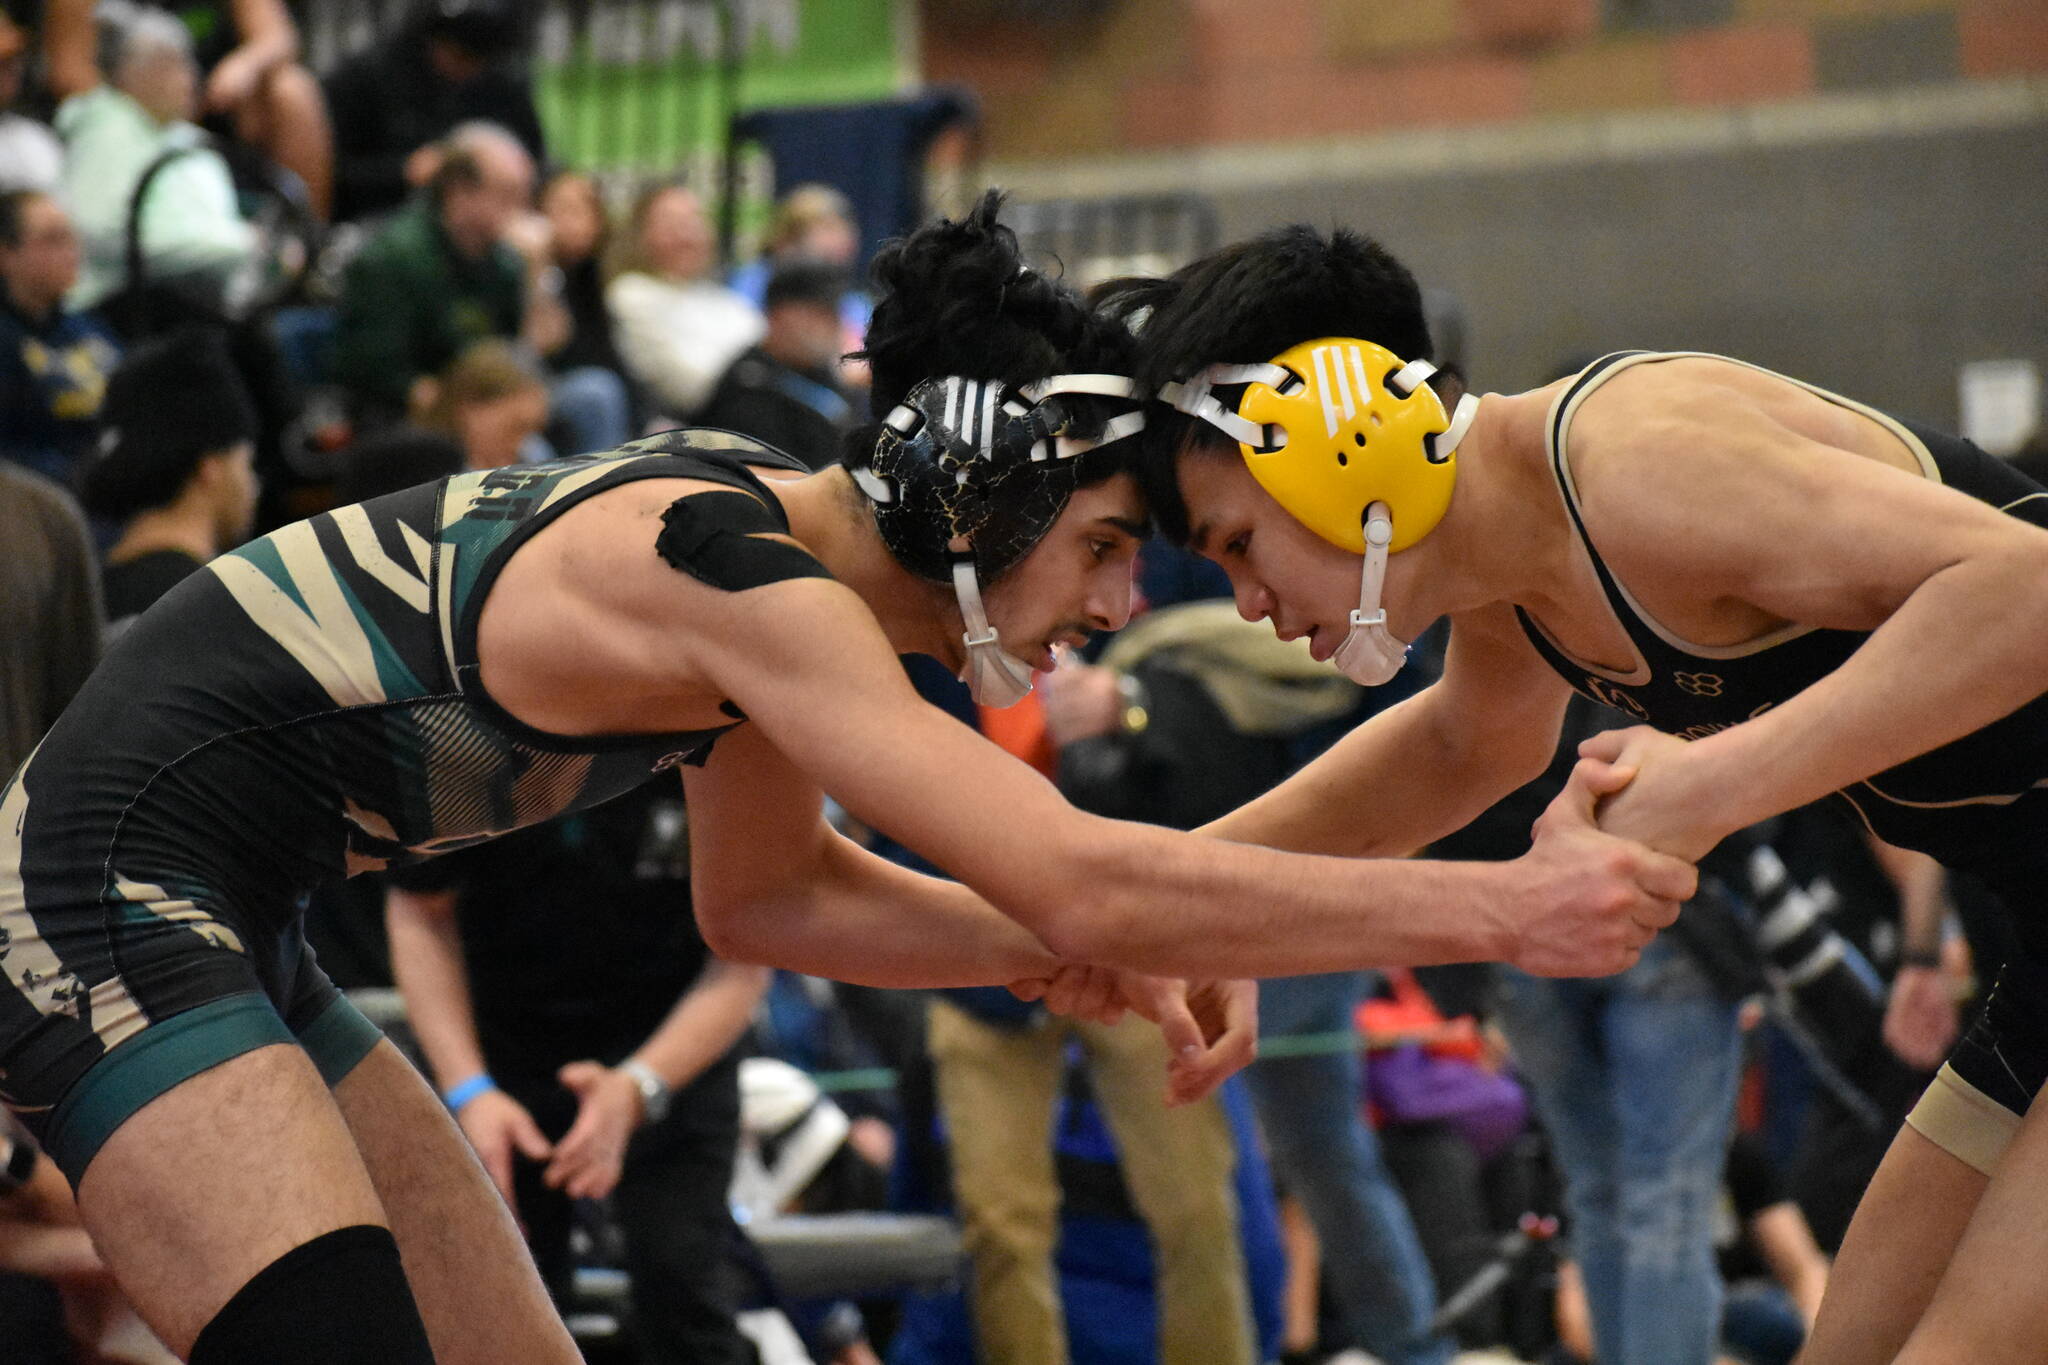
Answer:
[
  {"xmin": 1330, "ymin": 502, "xmax": 1409, "ymax": 686},
  {"xmin": 951, "ymin": 559, "xmax": 1037, "ymax": 708}
]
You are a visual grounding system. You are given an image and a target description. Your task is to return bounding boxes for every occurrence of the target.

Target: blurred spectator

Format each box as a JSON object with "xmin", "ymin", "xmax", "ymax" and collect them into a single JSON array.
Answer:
[
  {"xmin": 1764, "ymin": 812, "xmax": 1969, "ymax": 1252},
  {"xmin": 537, "ymin": 167, "xmax": 639, "ymax": 442},
  {"xmin": 1439, "ymin": 694, "xmax": 1748, "ymax": 1365},
  {"xmin": 538, "ymin": 170, "xmax": 623, "ymax": 379},
  {"xmin": 1550, "ymin": 1132, "xmax": 1830, "ymax": 1365},
  {"xmin": 729, "ymin": 182, "xmax": 872, "ymax": 368},
  {"xmin": 0, "ymin": 188, "xmax": 119, "ymax": 481},
  {"xmin": 730, "ymin": 1057, "xmax": 890, "ymax": 1225},
  {"xmin": 78, "ymin": 328, "xmax": 258, "ymax": 636},
  {"xmin": 0, "ymin": 12, "xmax": 62, "ymax": 192},
  {"xmin": 50, "ymin": 0, "xmax": 330, "ymax": 219},
  {"xmin": 0, "ymin": 1119, "xmax": 177, "ymax": 1365},
  {"xmin": 323, "ymin": 0, "xmax": 542, "ymax": 224},
  {"xmin": 385, "ymin": 778, "xmax": 770, "ymax": 1364},
  {"xmin": 0, "ymin": 460, "xmax": 100, "ymax": 781},
  {"xmin": 696, "ymin": 259, "xmax": 854, "ymax": 470},
  {"xmin": 1041, "ymin": 589, "xmax": 1455, "ymax": 1365},
  {"xmin": 43, "ymin": 0, "xmax": 258, "ymax": 310},
  {"xmin": 332, "ymin": 120, "xmax": 567, "ymax": 430},
  {"xmin": 333, "ymin": 338, "xmax": 547, "ymax": 505},
  {"xmin": 921, "ymin": 666, "xmax": 1257, "ymax": 1365},
  {"xmin": 606, "ymin": 182, "xmax": 763, "ymax": 421},
  {"xmin": 411, "ymin": 336, "xmax": 547, "ymax": 466},
  {"xmin": 526, "ymin": 168, "xmax": 629, "ymax": 454},
  {"xmin": 727, "ymin": 1057, "xmax": 889, "ymax": 1365},
  {"xmin": 927, "ymin": 994, "xmax": 1256, "ymax": 1365}
]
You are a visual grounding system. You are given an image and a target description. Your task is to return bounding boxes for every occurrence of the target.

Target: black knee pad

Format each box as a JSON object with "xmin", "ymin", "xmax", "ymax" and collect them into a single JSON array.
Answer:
[{"xmin": 190, "ymin": 1225, "xmax": 434, "ymax": 1365}]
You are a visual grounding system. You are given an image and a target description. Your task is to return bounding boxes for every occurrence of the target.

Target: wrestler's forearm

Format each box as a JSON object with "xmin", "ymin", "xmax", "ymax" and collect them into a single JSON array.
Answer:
[
  {"xmin": 1202, "ymin": 689, "xmax": 1525, "ymax": 857},
  {"xmin": 1047, "ymin": 824, "xmax": 1513, "ymax": 978},
  {"xmin": 729, "ymin": 825, "xmax": 1510, "ymax": 985},
  {"xmin": 1693, "ymin": 554, "xmax": 2048, "ymax": 832},
  {"xmin": 707, "ymin": 832, "xmax": 1065, "ymax": 989}
]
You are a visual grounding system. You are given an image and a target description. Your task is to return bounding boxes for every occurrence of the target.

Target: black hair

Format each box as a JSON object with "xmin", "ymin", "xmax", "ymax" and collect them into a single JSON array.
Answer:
[
  {"xmin": 80, "ymin": 328, "xmax": 257, "ymax": 521},
  {"xmin": 764, "ymin": 257, "xmax": 849, "ymax": 314},
  {"xmin": 1095, "ymin": 224, "xmax": 1434, "ymax": 544},
  {"xmin": 843, "ymin": 189, "xmax": 1138, "ymax": 488},
  {"xmin": 0, "ymin": 188, "xmax": 46, "ymax": 248}
]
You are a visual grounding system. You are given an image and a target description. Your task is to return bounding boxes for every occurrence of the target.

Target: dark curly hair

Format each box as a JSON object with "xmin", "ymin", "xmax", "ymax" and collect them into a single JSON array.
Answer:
[
  {"xmin": 843, "ymin": 189, "xmax": 1138, "ymax": 487},
  {"xmin": 1095, "ymin": 224, "xmax": 1436, "ymax": 544}
]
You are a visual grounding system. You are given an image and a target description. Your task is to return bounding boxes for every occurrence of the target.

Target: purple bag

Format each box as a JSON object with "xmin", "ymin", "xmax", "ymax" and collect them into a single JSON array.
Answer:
[{"xmin": 1366, "ymin": 1044, "xmax": 1529, "ymax": 1162}]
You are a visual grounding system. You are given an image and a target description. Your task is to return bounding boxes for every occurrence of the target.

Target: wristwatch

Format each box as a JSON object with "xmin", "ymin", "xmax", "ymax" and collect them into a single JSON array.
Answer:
[{"xmin": 620, "ymin": 1059, "xmax": 671, "ymax": 1126}]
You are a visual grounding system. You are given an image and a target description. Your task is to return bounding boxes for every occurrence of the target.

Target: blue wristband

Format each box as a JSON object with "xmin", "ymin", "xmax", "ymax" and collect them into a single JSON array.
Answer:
[{"xmin": 442, "ymin": 1074, "xmax": 497, "ymax": 1113}]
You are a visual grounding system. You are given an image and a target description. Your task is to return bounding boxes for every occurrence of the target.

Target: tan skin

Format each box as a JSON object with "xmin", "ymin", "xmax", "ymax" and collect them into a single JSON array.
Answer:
[
  {"xmin": 1174, "ymin": 353, "xmax": 2048, "ymax": 1365},
  {"xmin": 0, "ymin": 195, "xmax": 82, "ymax": 323}
]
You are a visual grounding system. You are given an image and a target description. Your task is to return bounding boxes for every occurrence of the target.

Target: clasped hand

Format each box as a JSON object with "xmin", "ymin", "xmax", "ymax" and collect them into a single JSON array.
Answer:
[{"xmin": 1005, "ymin": 970, "xmax": 1258, "ymax": 1107}]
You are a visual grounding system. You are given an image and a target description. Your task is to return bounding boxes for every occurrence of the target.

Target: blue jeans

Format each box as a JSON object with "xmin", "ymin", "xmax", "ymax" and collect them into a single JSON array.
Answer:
[
  {"xmin": 1245, "ymin": 972, "xmax": 1455, "ymax": 1365},
  {"xmin": 1498, "ymin": 937, "xmax": 1744, "ymax": 1365},
  {"xmin": 1720, "ymin": 1279, "xmax": 1807, "ymax": 1365},
  {"xmin": 550, "ymin": 364, "xmax": 632, "ymax": 456}
]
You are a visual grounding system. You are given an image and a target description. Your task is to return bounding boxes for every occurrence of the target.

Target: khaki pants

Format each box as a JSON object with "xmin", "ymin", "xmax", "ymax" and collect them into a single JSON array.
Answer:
[{"xmin": 928, "ymin": 1000, "xmax": 1255, "ymax": 1365}]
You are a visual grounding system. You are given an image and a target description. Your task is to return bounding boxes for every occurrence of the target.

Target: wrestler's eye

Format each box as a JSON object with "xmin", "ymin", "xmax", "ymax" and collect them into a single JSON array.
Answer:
[
  {"xmin": 1088, "ymin": 538, "xmax": 1116, "ymax": 562},
  {"xmin": 1223, "ymin": 532, "xmax": 1251, "ymax": 559}
]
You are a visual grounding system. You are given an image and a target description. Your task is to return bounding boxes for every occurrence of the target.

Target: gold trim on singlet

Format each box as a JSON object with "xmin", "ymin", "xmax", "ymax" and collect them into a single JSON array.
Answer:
[
  {"xmin": 1905, "ymin": 1063, "xmax": 2024, "ymax": 1177},
  {"xmin": 1535, "ymin": 350, "xmax": 1943, "ymax": 673}
]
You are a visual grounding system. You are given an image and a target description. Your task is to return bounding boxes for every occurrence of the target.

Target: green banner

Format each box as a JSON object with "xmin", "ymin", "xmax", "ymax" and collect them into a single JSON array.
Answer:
[{"xmin": 533, "ymin": 0, "xmax": 907, "ymax": 178}]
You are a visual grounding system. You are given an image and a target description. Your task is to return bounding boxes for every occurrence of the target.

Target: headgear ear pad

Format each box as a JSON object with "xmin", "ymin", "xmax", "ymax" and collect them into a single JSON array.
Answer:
[{"xmin": 1233, "ymin": 337, "xmax": 1457, "ymax": 554}]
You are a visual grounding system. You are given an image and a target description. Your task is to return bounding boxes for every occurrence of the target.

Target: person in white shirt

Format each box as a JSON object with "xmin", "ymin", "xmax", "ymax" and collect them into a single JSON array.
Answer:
[
  {"xmin": 606, "ymin": 182, "xmax": 765, "ymax": 421},
  {"xmin": 43, "ymin": 1, "xmax": 255, "ymax": 310}
]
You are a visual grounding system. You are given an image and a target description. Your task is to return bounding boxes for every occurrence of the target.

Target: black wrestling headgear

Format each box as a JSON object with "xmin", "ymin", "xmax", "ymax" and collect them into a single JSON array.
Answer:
[{"xmin": 852, "ymin": 371, "xmax": 1146, "ymax": 587}]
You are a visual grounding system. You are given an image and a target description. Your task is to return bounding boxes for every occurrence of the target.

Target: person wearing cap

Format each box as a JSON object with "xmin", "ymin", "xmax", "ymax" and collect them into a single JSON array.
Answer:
[
  {"xmin": 1104, "ymin": 226, "xmax": 2048, "ymax": 1365},
  {"xmin": 696, "ymin": 258, "xmax": 855, "ymax": 472},
  {"xmin": 0, "ymin": 194, "xmax": 1689, "ymax": 1365},
  {"xmin": 81, "ymin": 328, "xmax": 260, "ymax": 637}
]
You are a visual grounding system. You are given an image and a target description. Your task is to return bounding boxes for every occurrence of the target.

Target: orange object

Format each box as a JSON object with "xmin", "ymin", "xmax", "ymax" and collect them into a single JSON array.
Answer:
[
  {"xmin": 1357, "ymin": 968, "xmax": 1485, "ymax": 1062},
  {"xmin": 978, "ymin": 685, "xmax": 1058, "ymax": 778}
]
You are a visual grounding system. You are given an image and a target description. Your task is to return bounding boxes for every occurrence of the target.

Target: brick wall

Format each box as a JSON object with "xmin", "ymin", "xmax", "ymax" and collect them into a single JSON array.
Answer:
[{"xmin": 921, "ymin": 0, "xmax": 2048, "ymax": 159}]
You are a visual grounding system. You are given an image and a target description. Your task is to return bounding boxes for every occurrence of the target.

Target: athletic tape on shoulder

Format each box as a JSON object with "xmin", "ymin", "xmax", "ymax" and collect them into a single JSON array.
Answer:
[{"xmin": 655, "ymin": 491, "xmax": 834, "ymax": 594}]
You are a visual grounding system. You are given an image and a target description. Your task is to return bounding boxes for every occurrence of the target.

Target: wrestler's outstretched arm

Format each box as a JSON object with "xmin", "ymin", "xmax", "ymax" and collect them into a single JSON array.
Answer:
[
  {"xmin": 681, "ymin": 575, "xmax": 1692, "ymax": 985},
  {"xmin": 681, "ymin": 720, "xmax": 1250, "ymax": 1103},
  {"xmin": 1199, "ymin": 600, "xmax": 1576, "ymax": 859}
]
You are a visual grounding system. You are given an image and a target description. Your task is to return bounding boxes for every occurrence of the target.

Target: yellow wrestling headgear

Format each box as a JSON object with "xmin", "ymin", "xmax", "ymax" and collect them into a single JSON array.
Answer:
[{"xmin": 1161, "ymin": 337, "xmax": 1478, "ymax": 553}]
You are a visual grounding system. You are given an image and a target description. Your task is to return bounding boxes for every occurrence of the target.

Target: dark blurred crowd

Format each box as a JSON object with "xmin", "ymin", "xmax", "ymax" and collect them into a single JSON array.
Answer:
[{"xmin": 4, "ymin": 4, "xmax": 2045, "ymax": 1364}]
